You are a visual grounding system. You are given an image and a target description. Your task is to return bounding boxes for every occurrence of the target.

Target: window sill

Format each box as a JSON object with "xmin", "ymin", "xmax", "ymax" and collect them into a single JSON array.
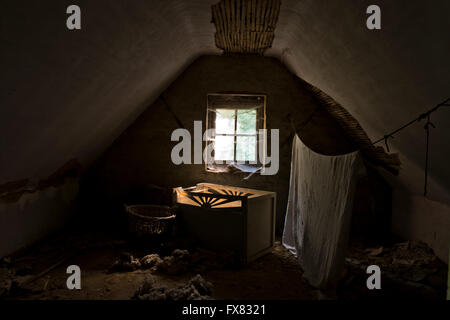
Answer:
[{"xmin": 206, "ymin": 163, "xmax": 262, "ymax": 176}]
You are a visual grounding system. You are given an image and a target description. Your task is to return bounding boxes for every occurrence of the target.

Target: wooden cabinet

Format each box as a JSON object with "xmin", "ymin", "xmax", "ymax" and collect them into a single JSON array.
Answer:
[{"xmin": 174, "ymin": 183, "xmax": 276, "ymax": 264}]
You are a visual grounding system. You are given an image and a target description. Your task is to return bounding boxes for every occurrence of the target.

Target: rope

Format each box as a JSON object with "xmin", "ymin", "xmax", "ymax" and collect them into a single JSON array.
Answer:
[
  {"xmin": 372, "ymin": 98, "xmax": 450, "ymax": 145},
  {"xmin": 372, "ymin": 97, "xmax": 449, "ymax": 197},
  {"xmin": 423, "ymin": 114, "xmax": 435, "ymax": 196}
]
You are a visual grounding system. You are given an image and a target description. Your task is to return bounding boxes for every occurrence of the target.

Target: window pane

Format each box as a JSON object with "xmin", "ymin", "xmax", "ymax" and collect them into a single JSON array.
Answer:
[
  {"xmin": 215, "ymin": 135, "xmax": 234, "ymax": 161},
  {"xmin": 236, "ymin": 136, "xmax": 256, "ymax": 162},
  {"xmin": 237, "ymin": 109, "xmax": 257, "ymax": 134},
  {"xmin": 215, "ymin": 109, "xmax": 235, "ymax": 134}
]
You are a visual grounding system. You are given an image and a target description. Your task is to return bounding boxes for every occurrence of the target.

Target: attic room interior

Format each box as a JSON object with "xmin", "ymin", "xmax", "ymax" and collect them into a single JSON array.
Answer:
[{"xmin": 1, "ymin": 0, "xmax": 449, "ymax": 304}]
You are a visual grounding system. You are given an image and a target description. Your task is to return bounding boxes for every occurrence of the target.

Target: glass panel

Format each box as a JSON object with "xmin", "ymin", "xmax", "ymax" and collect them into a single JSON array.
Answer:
[
  {"xmin": 214, "ymin": 135, "xmax": 234, "ymax": 161},
  {"xmin": 237, "ymin": 109, "xmax": 257, "ymax": 134},
  {"xmin": 236, "ymin": 136, "xmax": 256, "ymax": 162},
  {"xmin": 215, "ymin": 109, "xmax": 236, "ymax": 134}
]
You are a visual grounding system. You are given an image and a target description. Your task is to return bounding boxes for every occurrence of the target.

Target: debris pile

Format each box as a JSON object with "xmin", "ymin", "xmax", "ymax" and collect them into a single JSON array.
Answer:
[
  {"xmin": 110, "ymin": 252, "xmax": 142, "ymax": 271},
  {"xmin": 134, "ymin": 274, "xmax": 213, "ymax": 300},
  {"xmin": 140, "ymin": 254, "xmax": 163, "ymax": 270},
  {"xmin": 110, "ymin": 248, "xmax": 236, "ymax": 275},
  {"xmin": 342, "ymin": 240, "xmax": 447, "ymax": 298}
]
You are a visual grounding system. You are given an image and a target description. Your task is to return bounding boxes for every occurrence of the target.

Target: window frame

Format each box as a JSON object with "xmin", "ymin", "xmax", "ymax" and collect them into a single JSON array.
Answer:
[{"xmin": 205, "ymin": 93, "xmax": 267, "ymax": 172}]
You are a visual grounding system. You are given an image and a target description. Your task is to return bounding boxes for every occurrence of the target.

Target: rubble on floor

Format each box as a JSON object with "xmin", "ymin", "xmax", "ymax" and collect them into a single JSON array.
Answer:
[
  {"xmin": 133, "ymin": 274, "xmax": 213, "ymax": 300},
  {"xmin": 110, "ymin": 252, "xmax": 142, "ymax": 271},
  {"xmin": 3, "ymin": 230, "xmax": 446, "ymax": 300},
  {"xmin": 140, "ymin": 254, "xmax": 163, "ymax": 270},
  {"xmin": 341, "ymin": 240, "xmax": 448, "ymax": 299},
  {"xmin": 109, "ymin": 248, "xmax": 236, "ymax": 275}
]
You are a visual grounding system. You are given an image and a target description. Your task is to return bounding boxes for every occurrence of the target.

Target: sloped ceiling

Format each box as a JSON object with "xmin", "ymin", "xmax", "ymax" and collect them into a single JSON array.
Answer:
[{"xmin": 1, "ymin": 0, "xmax": 449, "ymax": 202}]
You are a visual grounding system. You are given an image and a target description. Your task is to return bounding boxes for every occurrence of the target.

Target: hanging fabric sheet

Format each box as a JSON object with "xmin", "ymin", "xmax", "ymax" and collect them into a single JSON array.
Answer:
[{"xmin": 282, "ymin": 135, "xmax": 364, "ymax": 289}]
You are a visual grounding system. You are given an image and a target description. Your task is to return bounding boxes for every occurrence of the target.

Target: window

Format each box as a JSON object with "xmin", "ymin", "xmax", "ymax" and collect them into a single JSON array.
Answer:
[{"xmin": 206, "ymin": 94, "xmax": 266, "ymax": 172}]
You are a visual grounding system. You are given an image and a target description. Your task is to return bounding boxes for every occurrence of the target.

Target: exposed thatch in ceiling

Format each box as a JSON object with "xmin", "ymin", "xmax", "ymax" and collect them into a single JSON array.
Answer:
[{"xmin": 212, "ymin": 0, "xmax": 281, "ymax": 54}]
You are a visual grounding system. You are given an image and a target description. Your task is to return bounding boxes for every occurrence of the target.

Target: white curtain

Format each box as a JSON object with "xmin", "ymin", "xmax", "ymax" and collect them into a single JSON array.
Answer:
[{"xmin": 282, "ymin": 135, "xmax": 364, "ymax": 289}]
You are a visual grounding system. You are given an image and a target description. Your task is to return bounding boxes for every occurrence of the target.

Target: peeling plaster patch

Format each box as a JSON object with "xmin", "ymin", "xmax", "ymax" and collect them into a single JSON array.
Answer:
[
  {"xmin": 0, "ymin": 177, "xmax": 79, "ymax": 258},
  {"xmin": 0, "ymin": 159, "xmax": 81, "ymax": 203},
  {"xmin": 0, "ymin": 158, "xmax": 81, "ymax": 257},
  {"xmin": 16, "ymin": 178, "xmax": 79, "ymax": 212}
]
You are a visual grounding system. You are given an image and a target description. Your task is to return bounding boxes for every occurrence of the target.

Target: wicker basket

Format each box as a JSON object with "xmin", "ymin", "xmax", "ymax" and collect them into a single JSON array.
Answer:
[{"xmin": 125, "ymin": 204, "xmax": 175, "ymax": 236}]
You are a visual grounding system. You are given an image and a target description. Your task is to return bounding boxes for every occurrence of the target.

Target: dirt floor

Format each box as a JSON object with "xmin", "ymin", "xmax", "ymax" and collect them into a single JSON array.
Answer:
[
  {"xmin": 0, "ymin": 230, "xmax": 447, "ymax": 300},
  {"xmin": 0, "ymin": 231, "xmax": 316, "ymax": 300}
]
